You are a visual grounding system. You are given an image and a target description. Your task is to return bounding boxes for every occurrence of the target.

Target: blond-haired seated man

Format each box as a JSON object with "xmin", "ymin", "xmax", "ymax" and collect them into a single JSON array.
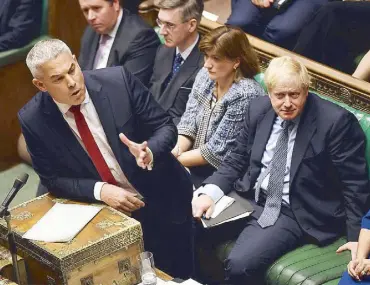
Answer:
[{"xmin": 192, "ymin": 56, "xmax": 370, "ymax": 284}]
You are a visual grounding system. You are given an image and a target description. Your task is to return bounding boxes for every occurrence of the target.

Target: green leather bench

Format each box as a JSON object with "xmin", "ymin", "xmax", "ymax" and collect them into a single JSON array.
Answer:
[
  {"xmin": 0, "ymin": 0, "xmax": 49, "ymax": 68},
  {"xmin": 198, "ymin": 73, "xmax": 370, "ymax": 285}
]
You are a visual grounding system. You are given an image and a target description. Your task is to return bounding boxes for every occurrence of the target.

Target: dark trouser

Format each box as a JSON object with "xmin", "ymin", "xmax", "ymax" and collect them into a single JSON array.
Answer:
[
  {"xmin": 134, "ymin": 204, "xmax": 194, "ymax": 279},
  {"xmin": 224, "ymin": 202, "xmax": 304, "ymax": 284},
  {"xmin": 195, "ymin": 199, "xmax": 305, "ymax": 285},
  {"xmin": 293, "ymin": 1, "xmax": 370, "ymax": 74},
  {"xmin": 227, "ymin": 0, "xmax": 328, "ymax": 49}
]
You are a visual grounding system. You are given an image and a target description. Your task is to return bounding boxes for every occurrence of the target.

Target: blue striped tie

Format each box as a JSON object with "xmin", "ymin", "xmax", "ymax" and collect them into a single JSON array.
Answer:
[
  {"xmin": 257, "ymin": 120, "xmax": 293, "ymax": 228},
  {"xmin": 166, "ymin": 53, "xmax": 183, "ymax": 87}
]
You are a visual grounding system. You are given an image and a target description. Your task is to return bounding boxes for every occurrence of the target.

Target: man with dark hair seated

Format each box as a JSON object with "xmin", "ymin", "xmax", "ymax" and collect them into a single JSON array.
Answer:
[
  {"xmin": 294, "ymin": 1, "xmax": 370, "ymax": 74},
  {"xmin": 192, "ymin": 56, "xmax": 370, "ymax": 284},
  {"xmin": 149, "ymin": 0, "xmax": 204, "ymax": 125},
  {"xmin": 78, "ymin": 0, "xmax": 160, "ymax": 87},
  {"xmin": 0, "ymin": 0, "xmax": 42, "ymax": 52},
  {"xmin": 226, "ymin": 0, "xmax": 328, "ymax": 49}
]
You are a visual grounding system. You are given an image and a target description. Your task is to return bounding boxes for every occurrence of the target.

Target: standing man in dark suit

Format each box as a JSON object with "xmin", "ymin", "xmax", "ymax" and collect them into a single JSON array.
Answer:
[
  {"xmin": 192, "ymin": 56, "xmax": 370, "ymax": 284},
  {"xmin": 78, "ymin": 0, "xmax": 160, "ymax": 87},
  {"xmin": 20, "ymin": 39, "xmax": 193, "ymax": 278},
  {"xmin": 150, "ymin": 0, "xmax": 203, "ymax": 125},
  {"xmin": 0, "ymin": 0, "xmax": 42, "ymax": 52}
]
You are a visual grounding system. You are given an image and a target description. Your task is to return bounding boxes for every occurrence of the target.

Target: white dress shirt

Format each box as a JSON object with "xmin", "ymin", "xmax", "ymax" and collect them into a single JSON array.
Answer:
[
  {"xmin": 53, "ymin": 90, "xmax": 136, "ymax": 201},
  {"xmin": 176, "ymin": 33, "xmax": 199, "ymax": 64},
  {"xmin": 199, "ymin": 116, "xmax": 299, "ymax": 204},
  {"xmin": 93, "ymin": 8, "xmax": 123, "ymax": 70}
]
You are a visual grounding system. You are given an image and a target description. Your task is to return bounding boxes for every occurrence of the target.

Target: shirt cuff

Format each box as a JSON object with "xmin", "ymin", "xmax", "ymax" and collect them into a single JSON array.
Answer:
[
  {"xmin": 194, "ymin": 184, "xmax": 224, "ymax": 203},
  {"xmin": 94, "ymin": 182, "xmax": 106, "ymax": 201},
  {"xmin": 147, "ymin": 147, "xmax": 154, "ymax": 170}
]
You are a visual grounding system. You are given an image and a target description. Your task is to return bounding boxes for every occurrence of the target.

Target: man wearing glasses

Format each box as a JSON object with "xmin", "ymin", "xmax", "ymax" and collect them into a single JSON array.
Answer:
[{"xmin": 149, "ymin": 0, "xmax": 204, "ymax": 125}]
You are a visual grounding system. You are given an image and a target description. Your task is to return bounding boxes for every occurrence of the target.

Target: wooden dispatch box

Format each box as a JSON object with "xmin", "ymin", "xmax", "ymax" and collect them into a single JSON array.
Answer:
[{"xmin": 0, "ymin": 194, "xmax": 144, "ymax": 285}]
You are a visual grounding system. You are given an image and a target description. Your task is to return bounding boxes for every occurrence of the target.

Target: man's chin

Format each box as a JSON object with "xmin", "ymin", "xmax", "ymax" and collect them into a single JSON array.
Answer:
[{"xmin": 280, "ymin": 111, "xmax": 297, "ymax": 120}]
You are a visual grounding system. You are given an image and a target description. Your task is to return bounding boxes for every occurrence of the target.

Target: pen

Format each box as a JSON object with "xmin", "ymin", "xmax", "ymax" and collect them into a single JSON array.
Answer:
[{"xmin": 202, "ymin": 214, "xmax": 210, "ymax": 220}]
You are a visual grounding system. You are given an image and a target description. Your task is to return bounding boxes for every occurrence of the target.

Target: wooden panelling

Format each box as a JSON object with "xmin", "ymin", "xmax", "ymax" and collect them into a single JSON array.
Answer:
[
  {"xmin": 48, "ymin": 0, "xmax": 87, "ymax": 56},
  {"xmin": 0, "ymin": 62, "xmax": 36, "ymax": 171}
]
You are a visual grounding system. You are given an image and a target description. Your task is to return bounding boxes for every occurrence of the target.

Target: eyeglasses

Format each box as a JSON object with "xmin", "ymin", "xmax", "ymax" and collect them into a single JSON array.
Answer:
[{"xmin": 156, "ymin": 18, "xmax": 185, "ymax": 31}]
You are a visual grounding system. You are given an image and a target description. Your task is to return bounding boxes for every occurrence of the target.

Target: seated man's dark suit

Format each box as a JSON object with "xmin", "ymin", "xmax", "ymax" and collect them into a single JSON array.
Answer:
[
  {"xmin": 18, "ymin": 67, "xmax": 193, "ymax": 278},
  {"xmin": 78, "ymin": 9, "xmax": 160, "ymax": 87},
  {"xmin": 203, "ymin": 93, "xmax": 370, "ymax": 283},
  {"xmin": 149, "ymin": 41, "xmax": 203, "ymax": 125},
  {"xmin": 0, "ymin": 0, "xmax": 42, "ymax": 52}
]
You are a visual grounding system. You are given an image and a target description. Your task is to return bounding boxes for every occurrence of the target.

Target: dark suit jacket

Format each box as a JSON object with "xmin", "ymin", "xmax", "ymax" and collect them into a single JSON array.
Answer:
[
  {"xmin": 78, "ymin": 9, "xmax": 160, "ymax": 87},
  {"xmin": 204, "ymin": 93, "xmax": 370, "ymax": 243},
  {"xmin": 0, "ymin": 0, "xmax": 42, "ymax": 52},
  {"xmin": 149, "ymin": 41, "xmax": 203, "ymax": 125},
  {"xmin": 18, "ymin": 67, "xmax": 192, "ymax": 224}
]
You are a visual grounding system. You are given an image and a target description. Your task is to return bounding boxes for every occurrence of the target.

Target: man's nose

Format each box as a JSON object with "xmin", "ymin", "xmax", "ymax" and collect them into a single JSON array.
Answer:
[
  {"xmin": 284, "ymin": 96, "xmax": 292, "ymax": 107},
  {"xmin": 87, "ymin": 10, "xmax": 96, "ymax": 21},
  {"xmin": 66, "ymin": 76, "xmax": 76, "ymax": 89},
  {"xmin": 159, "ymin": 25, "xmax": 167, "ymax": 36}
]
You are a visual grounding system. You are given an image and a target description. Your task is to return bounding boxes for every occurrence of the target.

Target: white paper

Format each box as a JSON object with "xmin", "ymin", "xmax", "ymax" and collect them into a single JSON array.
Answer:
[
  {"xmin": 181, "ymin": 279, "xmax": 203, "ymax": 285},
  {"xmin": 202, "ymin": 10, "xmax": 219, "ymax": 22},
  {"xmin": 211, "ymin": 195, "xmax": 235, "ymax": 218},
  {"xmin": 23, "ymin": 203, "xmax": 102, "ymax": 243}
]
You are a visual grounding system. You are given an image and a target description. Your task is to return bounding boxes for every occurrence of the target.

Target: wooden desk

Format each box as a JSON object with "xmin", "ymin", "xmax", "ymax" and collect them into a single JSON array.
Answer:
[{"xmin": 156, "ymin": 269, "xmax": 172, "ymax": 281}]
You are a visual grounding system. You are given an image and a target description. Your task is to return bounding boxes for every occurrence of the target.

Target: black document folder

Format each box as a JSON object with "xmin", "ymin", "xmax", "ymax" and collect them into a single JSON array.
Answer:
[{"xmin": 201, "ymin": 191, "xmax": 254, "ymax": 228}]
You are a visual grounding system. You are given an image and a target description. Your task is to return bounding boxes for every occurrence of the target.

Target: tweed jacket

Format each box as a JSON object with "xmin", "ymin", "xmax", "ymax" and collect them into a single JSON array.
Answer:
[{"xmin": 177, "ymin": 67, "xmax": 266, "ymax": 168}]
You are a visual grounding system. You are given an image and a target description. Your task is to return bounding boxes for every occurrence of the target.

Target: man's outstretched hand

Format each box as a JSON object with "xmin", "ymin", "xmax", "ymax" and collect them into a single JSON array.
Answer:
[{"xmin": 119, "ymin": 133, "xmax": 153, "ymax": 170}]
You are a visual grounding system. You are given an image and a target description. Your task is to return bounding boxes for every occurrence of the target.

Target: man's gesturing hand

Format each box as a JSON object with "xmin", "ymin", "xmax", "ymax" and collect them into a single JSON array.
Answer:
[
  {"xmin": 119, "ymin": 133, "xmax": 153, "ymax": 170},
  {"xmin": 101, "ymin": 184, "xmax": 145, "ymax": 212}
]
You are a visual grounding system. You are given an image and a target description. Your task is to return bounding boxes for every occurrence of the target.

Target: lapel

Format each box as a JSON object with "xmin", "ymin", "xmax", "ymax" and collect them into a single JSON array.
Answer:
[
  {"xmin": 249, "ymin": 108, "xmax": 276, "ymax": 183},
  {"xmin": 106, "ymin": 10, "xmax": 129, "ymax": 67},
  {"xmin": 86, "ymin": 32, "xmax": 100, "ymax": 70},
  {"xmin": 85, "ymin": 73, "xmax": 136, "ymax": 179},
  {"xmin": 160, "ymin": 43, "xmax": 202, "ymax": 111},
  {"xmin": 159, "ymin": 47, "xmax": 176, "ymax": 89},
  {"xmin": 85, "ymin": 75, "xmax": 124, "ymax": 167},
  {"xmin": 290, "ymin": 94, "xmax": 317, "ymax": 183},
  {"xmin": 0, "ymin": 0, "xmax": 9, "ymax": 28},
  {"xmin": 42, "ymin": 94, "xmax": 98, "ymax": 176}
]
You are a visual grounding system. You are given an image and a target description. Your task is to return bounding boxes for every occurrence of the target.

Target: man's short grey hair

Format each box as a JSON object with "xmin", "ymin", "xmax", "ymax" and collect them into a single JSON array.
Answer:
[
  {"xmin": 154, "ymin": 0, "xmax": 204, "ymax": 23},
  {"xmin": 26, "ymin": 39, "xmax": 72, "ymax": 78}
]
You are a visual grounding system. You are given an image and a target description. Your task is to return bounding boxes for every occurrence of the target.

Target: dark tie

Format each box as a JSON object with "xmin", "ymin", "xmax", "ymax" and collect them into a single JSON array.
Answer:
[
  {"xmin": 165, "ymin": 53, "xmax": 183, "ymax": 87},
  {"xmin": 69, "ymin": 105, "xmax": 117, "ymax": 185},
  {"xmin": 257, "ymin": 120, "xmax": 293, "ymax": 228}
]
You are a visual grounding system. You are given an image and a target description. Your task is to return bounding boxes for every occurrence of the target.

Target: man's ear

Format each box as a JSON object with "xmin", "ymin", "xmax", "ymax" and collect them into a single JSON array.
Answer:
[
  {"xmin": 188, "ymin": 19, "xmax": 197, "ymax": 33},
  {"xmin": 113, "ymin": 0, "xmax": 120, "ymax": 11},
  {"xmin": 32, "ymin": 78, "xmax": 47, "ymax": 92}
]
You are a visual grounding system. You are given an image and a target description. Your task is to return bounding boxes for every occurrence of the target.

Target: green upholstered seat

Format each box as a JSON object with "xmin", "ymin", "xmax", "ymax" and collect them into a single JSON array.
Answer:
[
  {"xmin": 0, "ymin": 0, "xmax": 49, "ymax": 68},
  {"xmin": 201, "ymin": 73, "xmax": 370, "ymax": 285}
]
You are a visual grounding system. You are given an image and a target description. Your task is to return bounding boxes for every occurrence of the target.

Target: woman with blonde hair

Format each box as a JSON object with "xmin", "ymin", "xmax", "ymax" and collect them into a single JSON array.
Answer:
[{"xmin": 173, "ymin": 25, "xmax": 266, "ymax": 187}]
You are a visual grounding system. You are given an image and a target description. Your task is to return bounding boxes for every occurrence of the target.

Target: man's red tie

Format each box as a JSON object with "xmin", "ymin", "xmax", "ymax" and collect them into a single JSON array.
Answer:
[{"xmin": 69, "ymin": 105, "xmax": 117, "ymax": 185}]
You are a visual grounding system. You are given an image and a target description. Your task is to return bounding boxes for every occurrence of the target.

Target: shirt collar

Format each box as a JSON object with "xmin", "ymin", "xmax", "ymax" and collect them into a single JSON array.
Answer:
[
  {"xmin": 176, "ymin": 33, "xmax": 199, "ymax": 61},
  {"xmin": 100, "ymin": 8, "xmax": 123, "ymax": 43},
  {"xmin": 53, "ymin": 89, "xmax": 90, "ymax": 115}
]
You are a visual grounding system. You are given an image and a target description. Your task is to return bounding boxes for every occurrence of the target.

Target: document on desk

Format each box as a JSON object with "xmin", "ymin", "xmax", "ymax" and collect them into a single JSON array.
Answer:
[{"xmin": 23, "ymin": 203, "xmax": 102, "ymax": 243}]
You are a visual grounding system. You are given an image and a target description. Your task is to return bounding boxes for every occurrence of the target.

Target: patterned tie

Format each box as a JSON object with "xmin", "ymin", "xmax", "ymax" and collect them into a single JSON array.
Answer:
[
  {"xmin": 165, "ymin": 53, "xmax": 183, "ymax": 87},
  {"xmin": 69, "ymin": 105, "xmax": 117, "ymax": 185},
  {"xmin": 257, "ymin": 120, "xmax": 293, "ymax": 228}
]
